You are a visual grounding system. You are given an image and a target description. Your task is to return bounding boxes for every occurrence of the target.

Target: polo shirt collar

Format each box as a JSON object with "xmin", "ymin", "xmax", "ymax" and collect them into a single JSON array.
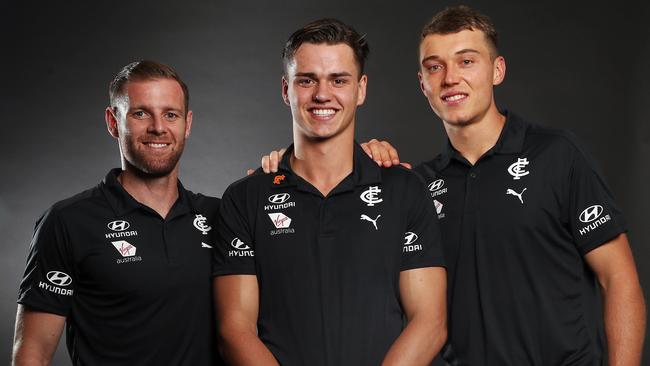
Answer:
[
  {"xmin": 101, "ymin": 168, "xmax": 195, "ymax": 218},
  {"xmin": 274, "ymin": 141, "xmax": 382, "ymax": 193},
  {"xmin": 435, "ymin": 110, "xmax": 528, "ymax": 170}
]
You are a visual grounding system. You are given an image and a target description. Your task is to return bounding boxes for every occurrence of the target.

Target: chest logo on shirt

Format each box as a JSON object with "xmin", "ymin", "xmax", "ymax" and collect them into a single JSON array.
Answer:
[
  {"xmin": 433, "ymin": 199, "xmax": 445, "ymax": 219},
  {"xmin": 428, "ymin": 179, "xmax": 448, "ymax": 197},
  {"xmin": 268, "ymin": 212, "xmax": 295, "ymax": 235},
  {"xmin": 508, "ymin": 158, "xmax": 530, "ymax": 180},
  {"xmin": 506, "ymin": 188, "xmax": 527, "ymax": 204},
  {"xmin": 104, "ymin": 220, "xmax": 138, "ymax": 239},
  {"xmin": 360, "ymin": 186, "xmax": 383, "ymax": 206},
  {"xmin": 107, "ymin": 220, "xmax": 130, "ymax": 231},
  {"xmin": 403, "ymin": 232, "xmax": 422, "ymax": 252},
  {"xmin": 193, "ymin": 214, "xmax": 212, "ymax": 235},
  {"xmin": 578, "ymin": 204, "xmax": 611, "ymax": 236},
  {"xmin": 229, "ymin": 237, "xmax": 254, "ymax": 257},
  {"xmin": 360, "ymin": 214, "xmax": 381, "ymax": 230},
  {"xmin": 265, "ymin": 193, "xmax": 296, "ymax": 211},
  {"xmin": 111, "ymin": 240, "xmax": 143, "ymax": 264}
]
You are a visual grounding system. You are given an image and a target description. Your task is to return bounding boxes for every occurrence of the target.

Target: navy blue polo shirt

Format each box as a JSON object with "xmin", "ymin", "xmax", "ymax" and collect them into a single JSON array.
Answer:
[
  {"xmin": 414, "ymin": 112, "xmax": 627, "ymax": 365},
  {"xmin": 213, "ymin": 143, "xmax": 445, "ymax": 366},
  {"xmin": 17, "ymin": 169, "xmax": 222, "ymax": 365}
]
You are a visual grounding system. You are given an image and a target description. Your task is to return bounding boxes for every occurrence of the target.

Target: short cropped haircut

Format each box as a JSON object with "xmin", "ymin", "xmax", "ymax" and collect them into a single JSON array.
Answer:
[
  {"xmin": 109, "ymin": 60, "xmax": 190, "ymax": 115},
  {"xmin": 282, "ymin": 18, "xmax": 369, "ymax": 77},
  {"xmin": 421, "ymin": 5, "xmax": 499, "ymax": 58}
]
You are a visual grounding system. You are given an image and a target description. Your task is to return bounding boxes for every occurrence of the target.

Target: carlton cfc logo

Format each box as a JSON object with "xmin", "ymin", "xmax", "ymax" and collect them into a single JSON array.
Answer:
[
  {"xmin": 428, "ymin": 179, "xmax": 445, "ymax": 191},
  {"xmin": 46, "ymin": 271, "xmax": 72, "ymax": 287},
  {"xmin": 579, "ymin": 205, "xmax": 604, "ymax": 223},
  {"xmin": 268, "ymin": 193, "xmax": 290, "ymax": 204},
  {"xmin": 107, "ymin": 220, "xmax": 130, "ymax": 231}
]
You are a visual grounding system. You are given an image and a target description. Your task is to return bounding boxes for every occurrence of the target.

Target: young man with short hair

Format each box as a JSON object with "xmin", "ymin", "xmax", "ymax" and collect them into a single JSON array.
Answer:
[{"xmin": 213, "ymin": 19, "xmax": 447, "ymax": 366}]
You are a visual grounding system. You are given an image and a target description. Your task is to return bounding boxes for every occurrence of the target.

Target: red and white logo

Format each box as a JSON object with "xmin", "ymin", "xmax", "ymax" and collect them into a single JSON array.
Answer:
[
  {"xmin": 111, "ymin": 240, "xmax": 137, "ymax": 257},
  {"xmin": 268, "ymin": 213, "xmax": 292, "ymax": 228}
]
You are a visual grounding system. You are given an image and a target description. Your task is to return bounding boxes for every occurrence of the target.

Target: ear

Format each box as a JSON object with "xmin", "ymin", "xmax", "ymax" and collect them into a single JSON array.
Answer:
[
  {"xmin": 281, "ymin": 76, "xmax": 290, "ymax": 106},
  {"xmin": 105, "ymin": 107, "xmax": 120, "ymax": 139},
  {"xmin": 418, "ymin": 71, "xmax": 426, "ymax": 94},
  {"xmin": 356, "ymin": 74, "xmax": 368, "ymax": 106},
  {"xmin": 493, "ymin": 56, "xmax": 506, "ymax": 86},
  {"xmin": 184, "ymin": 110, "xmax": 193, "ymax": 138}
]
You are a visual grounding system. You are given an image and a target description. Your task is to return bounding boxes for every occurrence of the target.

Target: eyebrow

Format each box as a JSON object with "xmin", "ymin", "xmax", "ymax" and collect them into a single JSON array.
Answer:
[
  {"xmin": 295, "ymin": 72, "xmax": 354, "ymax": 78},
  {"xmin": 421, "ymin": 48, "xmax": 482, "ymax": 64}
]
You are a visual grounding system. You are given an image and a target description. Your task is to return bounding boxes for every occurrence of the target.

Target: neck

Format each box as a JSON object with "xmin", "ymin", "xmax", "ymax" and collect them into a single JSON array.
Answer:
[
  {"xmin": 117, "ymin": 165, "xmax": 180, "ymax": 218},
  {"xmin": 291, "ymin": 126, "xmax": 354, "ymax": 197},
  {"xmin": 443, "ymin": 105, "xmax": 506, "ymax": 165}
]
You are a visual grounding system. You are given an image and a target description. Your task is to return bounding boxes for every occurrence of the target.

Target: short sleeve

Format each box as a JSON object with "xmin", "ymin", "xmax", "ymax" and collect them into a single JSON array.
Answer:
[
  {"xmin": 212, "ymin": 184, "xmax": 257, "ymax": 276},
  {"xmin": 400, "ymin": 175, "xmax": 446, "ymax": 271},
  {"xmin": 17, "ymin": 208, "xmax": 75, "ymax": 316},
  {"xmin": 568, "ymin": 145, "xmax": 627, "ymax": 255}
]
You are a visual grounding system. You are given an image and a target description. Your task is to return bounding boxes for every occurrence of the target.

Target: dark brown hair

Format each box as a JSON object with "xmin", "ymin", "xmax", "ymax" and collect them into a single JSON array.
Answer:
[
  {"xmin": 109, "ymin": 60, "xmax": 189, "ymax": 115},
  {"xmin": 282, "ymin": 18, "xmax": 369, "ymax": 77},
  {"xmin": 421, "ymin": 5, "xmax": 499, "ymax": 58}
]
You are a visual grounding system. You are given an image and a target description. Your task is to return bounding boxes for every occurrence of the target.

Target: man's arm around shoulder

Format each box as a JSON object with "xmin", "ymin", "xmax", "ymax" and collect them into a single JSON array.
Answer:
[
  {"xmin": 12, "ymin": 304, "xmax": 65, "ymax": 366},
  {"xmin": 382, "ymin": 267, "xmax": 447, "ymax": 366}
]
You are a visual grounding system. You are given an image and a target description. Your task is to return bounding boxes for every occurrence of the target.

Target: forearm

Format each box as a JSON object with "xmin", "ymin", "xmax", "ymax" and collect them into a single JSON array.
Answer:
[
  {"xmin": 603, "ymin": 280, "xmax": 646, "ymax": 366},
  {"xmin": 218, "ymin": 326, "xmax": 279, "ymax": 366},
  {"xmin": 12, "ymin": 349, "xmax": 52, "ymax": 366},
  {"xmin": 381, "ymin": 315, "xmax": 447, "ymax": 366}
]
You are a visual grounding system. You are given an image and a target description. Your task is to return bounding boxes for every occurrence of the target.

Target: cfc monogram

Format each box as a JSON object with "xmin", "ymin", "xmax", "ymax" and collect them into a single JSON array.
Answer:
[
  {"xmin": 508, "ymin": 158, "xmax": 530, "ymax": 180},
  {"xmin": 360, "ymin": 186, "xmax": 383, "ymax": 206},
  {"xmin": 193, "ymin": 214, "xmax": 212, "ymax": 235}
]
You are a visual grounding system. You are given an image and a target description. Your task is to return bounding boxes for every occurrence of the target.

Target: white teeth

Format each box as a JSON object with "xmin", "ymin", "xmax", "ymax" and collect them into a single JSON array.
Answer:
[
  {"xmin": 444, "ymin": 94, "xmax": 466, "ymax": 102},
  {"xmin": 312, "ymin": 109, "xmax": 335, "ymax": 116},
  {"xmin": 147, "ymin": 143, "xmax": 167, "ymax": 148}
]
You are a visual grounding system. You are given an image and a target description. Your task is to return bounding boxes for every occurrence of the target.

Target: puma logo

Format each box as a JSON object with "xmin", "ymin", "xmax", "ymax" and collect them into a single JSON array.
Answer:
[
  {"xmin": 360, "ymin": 214, "xmax": 381, "ymax": 230},
  {"xmin": 506, "ymin": 188, "xmax": 527, "ymax": 204}
]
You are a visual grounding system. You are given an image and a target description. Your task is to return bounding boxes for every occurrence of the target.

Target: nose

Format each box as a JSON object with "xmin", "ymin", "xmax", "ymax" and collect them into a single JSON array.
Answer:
[
  {"xmin": 313, "ymin": 82, "xmax": 331, "ymax": 103},
  {"xmin": 443, "ymin": 64, "xmax": 460, "ymax": 86},
  {"xmin": 148, "ymin": 115, "xmax": 166, "ymax": 135}
]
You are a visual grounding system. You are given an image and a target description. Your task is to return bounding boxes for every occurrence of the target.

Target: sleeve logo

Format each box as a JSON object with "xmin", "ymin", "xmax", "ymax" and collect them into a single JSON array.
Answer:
[{"xmin": 46, "ymin": 271, "xmax": 72, "ymax": 286}]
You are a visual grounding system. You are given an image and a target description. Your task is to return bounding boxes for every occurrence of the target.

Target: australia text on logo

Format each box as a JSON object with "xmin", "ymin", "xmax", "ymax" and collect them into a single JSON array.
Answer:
[
  {"xmin": 193, "ymin": 214, "xmax": 212, "ymax": 235},
  {"xmin": 508, "ymin": 158, "xmax": 530, "ymax": 180},
  {"xmin": 403, "ymin": 232, "xmax": 422, "ymax": 252},
  {"xmin": 111, "ymin": 240, "xmax": 143, "ymax": 264},
  {"xmin": 578, "ymin": 204, "xmax": 611, "ymax": 236},
  {"xmin": 268, "ymin": 212, "xmax": 295, "ymax": 235},
  {"xmin": 229, "ymin": 237, "xmax": 254, "ymax": 257},
  {"xmin": 265, "ymin": 193, "xmax": 295, "ymax": 211},
  {"xmin": 360, "ymin": 186, "xmax": 383, "ymax": 207},
  {"xmin": 428, "ymin": 179, "xmax": 447, "ymax": 197},
  {"xmin": 39, "ymin": 270, "xmax": 73, "ymax": 296}
]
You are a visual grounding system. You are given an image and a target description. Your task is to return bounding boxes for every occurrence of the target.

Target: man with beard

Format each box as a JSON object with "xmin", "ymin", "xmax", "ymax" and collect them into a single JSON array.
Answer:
[
  {"xmin": 263, "ymin": 6, "xmax": 646, "ymax": 366},
  {"xmin": 12, "ymin": 61, "xmax": 221, "ymax": 365}
]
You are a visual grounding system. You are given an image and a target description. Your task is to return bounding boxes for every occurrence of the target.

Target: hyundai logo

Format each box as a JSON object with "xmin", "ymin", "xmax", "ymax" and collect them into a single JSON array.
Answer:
[
  {"xmin": 46, "ymin": 271, "xmax": 72, "ymax": 287},
  {"xmin": 428, "ymin": 179, "xmax": 445, "ymax": 191},
  {"xmin": 107, "ymin": 220, "xmax": 130, "ymax": 231},
  {"xmin": 404, "ymin": 232, "xmax": 419, "ymax": 245},
  {"xmin": 579, "ymin": 205, "xmax": 604, "ymax": 223},
  {"xmin": 231, "ymin": 237, "xmax": 251, "ymax": 250},
  {"xmin": 268, "ymin": 193, "xmax": 290, "ymax": 204}
]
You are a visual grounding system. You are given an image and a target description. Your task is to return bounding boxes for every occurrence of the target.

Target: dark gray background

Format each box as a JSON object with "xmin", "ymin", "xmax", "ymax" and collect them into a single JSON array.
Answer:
[{"xmin": 1, "ymin": 0, "xmax": 648, "ymax": 364}]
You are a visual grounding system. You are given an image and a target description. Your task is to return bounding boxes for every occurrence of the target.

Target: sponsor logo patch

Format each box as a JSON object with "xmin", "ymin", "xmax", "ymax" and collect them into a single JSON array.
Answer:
[
  {"xmin": 506, "ymin": 188, "xmax": 527, "ymax": 204},
  {"xmin": 39, "ymin": 270, "xmax": 73, "ymax": 296},
  {"xmin": 111, "ymin": 240, "xmax": 143, "ymax": 263},
  {"xmin": 403, "ymin": 231, "xmax": 422, "ymax": 252},
  {"xmin": 107, "ymin": 220, "xmax": 130, "ymax": 231},
  {"xmin": 229, "ymin": 237, "xmax": 254, "ymax": 257},
  {"xmin": 428, "ymin": 179, "xmax": 447, "ymax": 197},
  {"xmin": 578, "ymin": 204, "xmax": 611, "ymax": 236},
  {"xmin": 268, "ymin": 193, "xmax": 290, "ymax": 204}
]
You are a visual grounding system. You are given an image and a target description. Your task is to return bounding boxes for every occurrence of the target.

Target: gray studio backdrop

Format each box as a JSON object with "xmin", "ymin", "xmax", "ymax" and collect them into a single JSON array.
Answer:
[{"xmin": 2, "ymin": 0, "xmax": 648, "ymax": 365}]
